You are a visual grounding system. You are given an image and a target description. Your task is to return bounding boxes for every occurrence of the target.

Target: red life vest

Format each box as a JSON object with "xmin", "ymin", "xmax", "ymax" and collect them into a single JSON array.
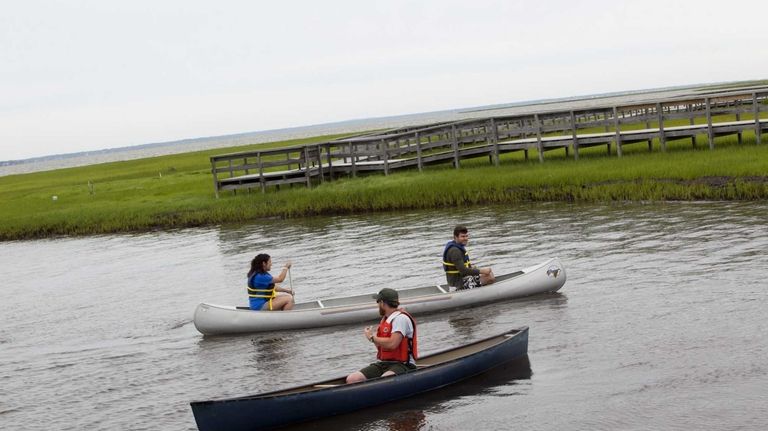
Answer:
[{"xmin": 376, "ymin": 310, "xmax": 418, "ymax": 362}]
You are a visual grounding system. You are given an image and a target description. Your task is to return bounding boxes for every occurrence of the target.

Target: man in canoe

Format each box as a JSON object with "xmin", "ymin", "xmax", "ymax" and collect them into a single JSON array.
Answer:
[
  {"xmin": 346, "ymin": 288, "xmax": 418, "ymax": 383},
  {"xmin": 247, "ymin": 253, "xmax": 295, "ymax": 311},
  {"xmin": 443, "ymin": 225, "xmax": 495, "ymax": 290}
]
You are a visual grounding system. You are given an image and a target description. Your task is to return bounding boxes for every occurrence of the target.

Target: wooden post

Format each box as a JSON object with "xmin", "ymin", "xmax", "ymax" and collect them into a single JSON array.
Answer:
[
  {"xmin": 303, "ymin": 148, "xmax": 311, "ymax": 187},
  {"xmin": 258, "ymin": 153, "xmax": 265, "ymax": 193},
  {"xmin": 570, "ymin": 110, "xmax": 579, "ymax": 160},
  {"xmin": 754, "ymin": 92, "xmax": 762, "ymax": 145},
  {"xmin": 451, "ymin": 124, "xmax": 460, "ymax": 168},
  {"xmin": 351, "ymin": 142, "xmax": 357, "ymax": 177},
  {"xmin": 490, "ymin": 118, "xmax": 500, "ymax": 166},
  {"xmin": 705, "ymin": 97, "xmax": 714, "ymax": 150},
  {"xmin": 644, "ymin": 110, "xmax": 652, "ymax": 151},
  {"xmin": 228, "ymin": 159, "xmax": 236, "ymax": 195},
  {"xmin": 613, "ymin": 106, "xmax": 622, "ymax": 157},
  {"xmin": 382, "ymin": 138, "xmax": 389, "ymax": 176},
  {"xmin": 393, "ymin": 138, "xmax": 400, "ymax": 160},
  {"xmin": 534, "ymin": 114, "xmax": 544, "ymax": 162},
  {"xmin": 211, "ymin": 157, "xmax": 220, "ymax": 198},
  {"xmin": 325, "ymin": 144, "xmax": 334, "ymax": 181},
  {"xmin": 657, "ymin": 102, "xmax": 667, "ymax": 152},
  {"xmin": 315, "ymin": 145, "xmax": 323, "ymax": 184},
  {"xmin": 736, "ymin": 110, "xmax": 743, "ymax": 145},
  {"xmin": 690, "ymin": 113, "xmax": 697, "ymax": 148},
  {"xmin": 415, "ymin": 131, "xmax": 423, "ymax": 172}
]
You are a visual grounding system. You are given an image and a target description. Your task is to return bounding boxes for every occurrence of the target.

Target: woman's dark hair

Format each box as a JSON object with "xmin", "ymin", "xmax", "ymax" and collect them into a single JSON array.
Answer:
[{"xmin": 248, "ymin": 253, "xmax": 271, "ymax": 278}]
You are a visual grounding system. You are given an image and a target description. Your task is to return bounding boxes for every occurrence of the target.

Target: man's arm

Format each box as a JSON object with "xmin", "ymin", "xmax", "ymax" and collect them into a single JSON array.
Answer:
[
  {"xmin": 374, "ymin": 314, "xmax": 412, "ymax": 349},
  {"xmin": 373, "ymin": 331, "xmax": 403, "ymax": 350}
]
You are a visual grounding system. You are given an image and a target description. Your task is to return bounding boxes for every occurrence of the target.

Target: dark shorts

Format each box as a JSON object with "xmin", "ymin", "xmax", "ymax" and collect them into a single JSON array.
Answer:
[{"xmin": 359, "ymin": 361, "xmax": 417, "ymax": 379}]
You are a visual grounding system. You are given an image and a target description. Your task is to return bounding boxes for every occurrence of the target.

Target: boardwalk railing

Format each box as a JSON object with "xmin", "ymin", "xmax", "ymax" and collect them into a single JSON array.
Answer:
[
  {"xmin": 211, "ymin": 144, "xmax": 325, "ymax": 196},
  {"xmin": 211, "ymin": 87, "xmax": 768, "ymax": 197}
]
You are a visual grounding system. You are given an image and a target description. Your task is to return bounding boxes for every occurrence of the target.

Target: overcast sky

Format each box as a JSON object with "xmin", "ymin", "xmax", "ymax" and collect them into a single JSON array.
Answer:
[{"xmin": 2, "ymin": 0, "xmax": 767, "ymax": 161}]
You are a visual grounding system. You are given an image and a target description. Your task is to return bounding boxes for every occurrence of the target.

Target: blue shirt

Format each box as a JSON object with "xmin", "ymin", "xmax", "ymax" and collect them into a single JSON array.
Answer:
[{"xmin": 248, "ymin": 272, "xmax": 274, "ymax": 310}]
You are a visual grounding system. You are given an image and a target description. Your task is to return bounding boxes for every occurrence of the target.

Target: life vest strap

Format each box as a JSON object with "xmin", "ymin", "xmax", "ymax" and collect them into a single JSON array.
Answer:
[
  {"xmin": 442, "ymin": 255, "xmax": 472, "ymax": 274},
  {"xmin": 442, "ymin": 261, "xmax": 459, "ymax": 274},
  {"xmin": 247, "ymin": 287, "xmax": 277, "ymax": 299}
]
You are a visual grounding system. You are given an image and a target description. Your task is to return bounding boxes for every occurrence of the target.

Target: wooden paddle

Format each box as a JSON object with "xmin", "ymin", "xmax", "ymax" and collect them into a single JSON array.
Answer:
[{"xmin": 288, "ymin": 266, "xmax": 294, "ymax": 296}]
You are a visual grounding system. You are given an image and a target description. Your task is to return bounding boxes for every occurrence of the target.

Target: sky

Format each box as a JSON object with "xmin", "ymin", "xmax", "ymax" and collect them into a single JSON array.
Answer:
[{"xmin": 2, "ymin": 0, "xmax": 767, "ymax": 161}]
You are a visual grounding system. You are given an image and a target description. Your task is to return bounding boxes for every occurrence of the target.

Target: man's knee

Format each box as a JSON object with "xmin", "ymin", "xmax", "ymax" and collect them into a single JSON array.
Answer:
[{"xmin": 346, "ymin": 372, "xmax": 366, "ymax": 384}]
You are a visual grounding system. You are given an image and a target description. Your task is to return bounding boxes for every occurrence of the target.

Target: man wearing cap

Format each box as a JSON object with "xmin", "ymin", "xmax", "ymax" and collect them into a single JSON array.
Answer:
[{"xmin": 346, "ymin": 288, "xmax": 418, "ymax": 383}]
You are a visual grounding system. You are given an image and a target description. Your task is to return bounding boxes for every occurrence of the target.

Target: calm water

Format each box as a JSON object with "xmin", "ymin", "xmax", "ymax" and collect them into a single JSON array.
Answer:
[{"xmin": 1, "ymin": 202, "xmax": 767, "ymax": 430}]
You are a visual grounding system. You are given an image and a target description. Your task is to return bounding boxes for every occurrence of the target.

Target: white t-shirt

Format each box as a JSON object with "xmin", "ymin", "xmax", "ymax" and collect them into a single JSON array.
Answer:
[{"xmin": 387, "ymin": 311, "xmax": 415, "ymax": 364}]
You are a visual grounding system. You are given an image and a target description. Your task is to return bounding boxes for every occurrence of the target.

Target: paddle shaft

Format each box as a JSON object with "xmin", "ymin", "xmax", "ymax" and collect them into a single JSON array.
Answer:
[{"xmin": 288, "ymin": 267, "xmax": 294, "ymax": 295}]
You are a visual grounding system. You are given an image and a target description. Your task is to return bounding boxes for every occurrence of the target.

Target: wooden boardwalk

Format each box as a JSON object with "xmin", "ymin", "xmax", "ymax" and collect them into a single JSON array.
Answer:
[{"xmin": 211, "ymin": 87, "xmax": 768, "ymax": 197}]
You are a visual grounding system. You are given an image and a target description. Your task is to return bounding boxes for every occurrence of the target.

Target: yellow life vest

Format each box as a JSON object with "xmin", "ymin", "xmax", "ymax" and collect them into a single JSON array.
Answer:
[
  {"xmin": 248, "ymin": 273, "xmax": 277, "ymax": 310},
  {"xmin": 442, "ymin": 241, "xmax": 471, "ymax": 274}
]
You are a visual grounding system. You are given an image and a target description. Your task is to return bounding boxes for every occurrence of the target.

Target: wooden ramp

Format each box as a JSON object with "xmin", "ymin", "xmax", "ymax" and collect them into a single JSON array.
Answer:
[{"xmin": 210, "ymin": 87, "xmax": 768, "ymax": 196}]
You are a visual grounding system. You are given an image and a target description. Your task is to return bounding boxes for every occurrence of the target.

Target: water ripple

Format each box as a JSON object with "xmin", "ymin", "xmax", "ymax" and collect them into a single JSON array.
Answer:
[{"xmin": 1, "ymin": 201, "xmax": 767, "ymax": 430}]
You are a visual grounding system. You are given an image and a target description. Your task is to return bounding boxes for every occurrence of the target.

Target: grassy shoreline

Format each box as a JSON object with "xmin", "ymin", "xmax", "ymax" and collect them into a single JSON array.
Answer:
[{"xmin": 1, "ymin": 132, "xmax": 767, "ymax": 241}]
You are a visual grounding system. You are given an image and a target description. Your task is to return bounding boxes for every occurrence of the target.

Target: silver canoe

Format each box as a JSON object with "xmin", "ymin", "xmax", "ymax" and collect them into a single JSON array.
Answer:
[{"xmin": 193, "ymin": 257, "xmax": 565, "ymax": 335}]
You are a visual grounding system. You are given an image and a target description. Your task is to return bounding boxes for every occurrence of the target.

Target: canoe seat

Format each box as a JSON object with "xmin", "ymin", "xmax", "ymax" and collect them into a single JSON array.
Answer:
[{"xmin": 291, "ymin": 300, "xmax": 324, "ymax": 311}]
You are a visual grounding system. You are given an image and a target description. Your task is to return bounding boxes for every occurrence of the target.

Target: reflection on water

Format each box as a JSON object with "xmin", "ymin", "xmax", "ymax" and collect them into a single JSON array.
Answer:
[
  {"xmin": 384, "ymin": 410, "xmax": 426, "ymax": 431},
  {"xmin": 446, "ymin": 315, "xmax": 480, "ymax": 339},
  {"xmin": 280, "ymin": 356, "xmax": 532, "ymax": 431},
  {"xmin": 250, "ymin": 336, "xmax": 293, "ymax": 366},
  {"xmin": 1, "ymin": 202, "xmax": 767, "ymax": 430},
  {"xmin": 443, "ymin": 293, "xmax": 568, "ymax": 339}
]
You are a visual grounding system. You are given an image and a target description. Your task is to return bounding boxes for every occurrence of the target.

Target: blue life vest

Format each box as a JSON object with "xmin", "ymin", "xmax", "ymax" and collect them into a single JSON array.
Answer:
[
  {"xmin": 442, "ymin": 240, "xmax": 471, "ymax": 274},
  {"xmin": 248, "ymin": 272, "xmax": 276, "ymax": 310}
]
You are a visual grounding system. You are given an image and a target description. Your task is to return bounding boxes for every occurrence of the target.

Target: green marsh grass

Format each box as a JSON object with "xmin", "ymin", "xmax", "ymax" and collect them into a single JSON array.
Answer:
[{"xmin": 1, "ymin": 129, "xmax": 767, "ymax": 240}]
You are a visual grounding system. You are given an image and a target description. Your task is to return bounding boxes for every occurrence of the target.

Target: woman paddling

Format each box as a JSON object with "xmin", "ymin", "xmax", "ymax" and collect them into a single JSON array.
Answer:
[{"xmin": 247, "ymin": 254, "xmax": 295, "ymax": 311}]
